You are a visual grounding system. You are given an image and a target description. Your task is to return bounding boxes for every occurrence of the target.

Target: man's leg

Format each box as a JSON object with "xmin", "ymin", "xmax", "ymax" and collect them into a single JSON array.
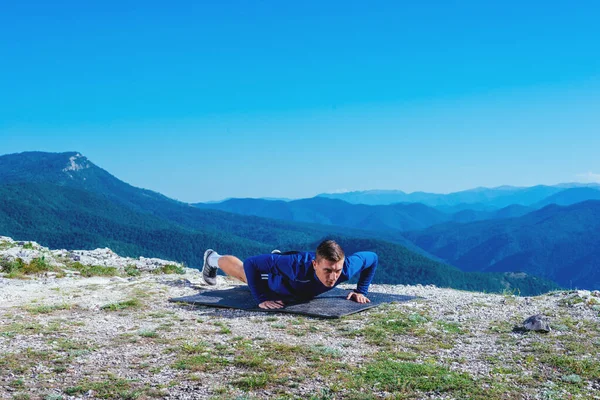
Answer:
[{"xmin": 217, "ymin": 255, "xmax": 247, "ymax": 283}]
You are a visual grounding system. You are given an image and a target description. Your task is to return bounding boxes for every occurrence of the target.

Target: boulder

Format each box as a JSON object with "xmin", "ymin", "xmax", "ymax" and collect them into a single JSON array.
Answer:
[{"xmin": 523, "ymin": 314, "xmax": 551, "ymax": 332}]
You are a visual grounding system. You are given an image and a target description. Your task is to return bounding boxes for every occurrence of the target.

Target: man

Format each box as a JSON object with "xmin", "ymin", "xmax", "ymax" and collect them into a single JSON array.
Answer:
[{"xmin": 201, "ymin": 239, "xmax": 378, "ymax": 309}]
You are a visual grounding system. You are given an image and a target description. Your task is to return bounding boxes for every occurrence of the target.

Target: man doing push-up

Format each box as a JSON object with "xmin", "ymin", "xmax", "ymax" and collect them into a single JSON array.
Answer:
[{"xmin": 201, "ymin": 239, "xmax": 378, "ymax": 309}]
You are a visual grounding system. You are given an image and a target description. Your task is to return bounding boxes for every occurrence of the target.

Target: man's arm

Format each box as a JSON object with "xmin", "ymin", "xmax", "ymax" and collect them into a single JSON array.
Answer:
[{"xmin": 346, "ymin": 251, "xmax": 378, "ymax": 295}]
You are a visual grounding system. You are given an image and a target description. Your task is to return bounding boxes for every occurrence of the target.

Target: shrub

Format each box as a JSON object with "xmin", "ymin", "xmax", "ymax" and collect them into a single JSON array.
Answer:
[
  {"xmin": 23, "ymin": 257, "xmax": 52, "ymax": 274},
  {"xmin": 124, "ymin": 265, "xmax": 141, "ymax": 276},
  {"xmin": 1, "ymin": 257, "xmax": 61, "ymax": 278}
]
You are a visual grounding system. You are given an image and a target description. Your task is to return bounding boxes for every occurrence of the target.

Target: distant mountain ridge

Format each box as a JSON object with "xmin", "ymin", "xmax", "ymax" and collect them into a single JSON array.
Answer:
[
  {"xmin": 316, "ymin": 183, "xmax": 600, "ymax": 208},
  {"xmin": 192, "ymin": 197, "xmax": 537, "ymax": 232}
]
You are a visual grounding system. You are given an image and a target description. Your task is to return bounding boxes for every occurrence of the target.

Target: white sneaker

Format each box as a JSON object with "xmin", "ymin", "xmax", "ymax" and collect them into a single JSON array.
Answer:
[{"xmin": 202, "ymin": 249, "xmax": 218, "ymax": 285}]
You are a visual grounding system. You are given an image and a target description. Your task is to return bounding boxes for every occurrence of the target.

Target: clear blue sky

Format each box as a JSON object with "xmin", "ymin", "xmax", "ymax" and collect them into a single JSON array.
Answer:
[{"xmin": 1, "ymin": 1, "xmax": 599, "ymax": 202}]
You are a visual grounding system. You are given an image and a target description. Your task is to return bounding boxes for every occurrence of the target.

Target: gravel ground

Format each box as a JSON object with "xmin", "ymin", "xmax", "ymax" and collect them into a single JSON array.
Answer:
[{"xmin": 1, "ymin": 238, "xmax": 599, "ymax": 399}]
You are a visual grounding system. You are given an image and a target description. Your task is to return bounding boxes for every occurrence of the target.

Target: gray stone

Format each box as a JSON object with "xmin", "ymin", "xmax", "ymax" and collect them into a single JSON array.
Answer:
[{"xmin": 523, "ymin": 314, "xmax": 551, "ymax": 332}]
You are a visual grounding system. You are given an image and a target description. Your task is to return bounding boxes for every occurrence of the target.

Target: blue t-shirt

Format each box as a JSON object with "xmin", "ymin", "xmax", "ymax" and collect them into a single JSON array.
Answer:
[{"xmin": 242, "ymin": 251, "xmax": 378, "ymax": 303}]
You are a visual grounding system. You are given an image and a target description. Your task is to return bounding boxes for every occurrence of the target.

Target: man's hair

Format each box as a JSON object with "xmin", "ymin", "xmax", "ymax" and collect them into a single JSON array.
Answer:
[{"xmin": 316, "ymin": 239, "xmax": 345, "ymax": 263}]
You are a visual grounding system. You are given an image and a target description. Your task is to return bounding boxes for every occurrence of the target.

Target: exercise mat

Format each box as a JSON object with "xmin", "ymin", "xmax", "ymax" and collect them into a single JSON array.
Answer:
[{"xmin": 169, "ymin": 286, "xmax": 417, "ymax": 318}]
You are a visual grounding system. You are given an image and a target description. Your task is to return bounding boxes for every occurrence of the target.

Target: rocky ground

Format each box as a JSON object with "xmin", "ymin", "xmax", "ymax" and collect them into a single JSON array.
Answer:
[{"xmin": 1, "ymin": 237, "xmax": 599, "ymax": 400}]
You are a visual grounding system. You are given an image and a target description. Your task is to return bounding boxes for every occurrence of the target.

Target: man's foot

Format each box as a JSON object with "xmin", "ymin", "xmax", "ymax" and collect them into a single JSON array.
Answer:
[
  {"xmin": 271, "ymin": 249, "xmax": 281, "ymax": 254},
  {"xmin": 202, "ymin": 249, "xmax": 218, "ymax": 285}
]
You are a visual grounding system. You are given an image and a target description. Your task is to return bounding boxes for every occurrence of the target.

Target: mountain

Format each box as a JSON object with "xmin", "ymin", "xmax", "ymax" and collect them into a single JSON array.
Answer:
[
  {"xmin": 318, "ymin": 183, "xmax": 600, "ymax": 208},
  {"xmin": 0, "ymin": 151, "xmax": 180, "ymax": 213},
  {"xmin": 0, "ymin": 152, "xmax": 419, "ymax": 252},
  {"xmin": 404, "ymin": 201, "xmax": 600, "ymax": 289},
  {"xmin": 451, "ymin": 204, "xmax": 535, "ymax": 223},
  {"xmin": 0, "ymin": 151, "xmax": 557, "ymax": 294},
  {"xmin": 533, "ymin": 187, "xmax": 600, "ymax": 208},
  {"xmin": 192, "ymin": 197, "xmax": 450, "ymax": 232},
  {"xmin": 193, "ymin": 197, "xmax": 538, "ymax": 232}
]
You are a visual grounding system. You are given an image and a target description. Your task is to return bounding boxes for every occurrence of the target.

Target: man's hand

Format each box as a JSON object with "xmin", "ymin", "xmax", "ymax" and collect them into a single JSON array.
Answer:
[
  {"xmin": 346, "ymin": 291, "xmax": 370, "ymax": 304},
  {"xmin": 258, "ymin": 300, "xmax": 285, "ymax": 309}
]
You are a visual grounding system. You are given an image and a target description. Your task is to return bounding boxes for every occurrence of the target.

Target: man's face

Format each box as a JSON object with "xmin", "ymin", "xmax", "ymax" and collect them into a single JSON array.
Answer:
[{"xmin": 313, "ymin": 257, "xmax": 344, "ymax": 287}]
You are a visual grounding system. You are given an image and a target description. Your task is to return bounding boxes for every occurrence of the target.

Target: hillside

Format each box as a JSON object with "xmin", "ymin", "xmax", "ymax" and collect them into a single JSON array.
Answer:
[
  {"xmin": 404, "ymin": 201, "xmax": 600, "ymax": 289},
  {"xmin": 0, "ymin": 183, "xmax": 269, "ymax": 265},
  {"xmin": 1, "ymin": 239, "xmax": 598, "ymax": 399}
]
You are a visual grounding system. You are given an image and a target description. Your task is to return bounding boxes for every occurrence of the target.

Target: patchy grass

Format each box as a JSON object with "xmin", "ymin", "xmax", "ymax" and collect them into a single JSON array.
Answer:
[
  {"xmin": 308, "ymin": 344, "xmax": 342, "ymax": 359},
  {"xmin": 152, "ymin": 264, "xmax": 185, "ymax": 275},
  {"xmin": 232, "ymin": 372, "xmax": 271, "ymax": 390},
  {"xmin": 138, "ymin": 330, "xmax": 159, "ymax": 338},
  {"xmin": 353, "ymin": 355, "xmax": 480, "ymax": 395},
  {"xmin": 1, "ymin": 257, "xmax": 64, "ymax": 278},
  {"xmin": 0, "ymin": 348, "xmax": 54, "ymax": 375},
  {"xmin": 100, "ymin": 298, "xmax": 142, "ymax": 311},
  {"xmin": 541, "ymin": 354, "xmax": 600, "ymax": 380},
  {"xmin": 0, "ymin": 321, "xmax": 44, "ymax": 337},
  {"xmin": 124, "ymin": 265, "xmax": 142, "ymax": 276},
  {"xmin": 173, "ymin": 352, "xmax": 230, "ymax": 372},
  {"xmin": 146, "ymin": 311, "xmax": 176, "ymax": 319},
  {"xmin": 9, "ymin": 379, "xmax": 25, "ymax": 388},
  {"xmin": 353, "ymin": 309, "xmax": 430, "ymax": 345},
  {"xmin": 64, "ymin": 375, "xmax": 146, "ymax": 399},
  {"xmin": 213, "ymin": 321, "xmax": 232, "ymax": 334},
  {"xmin": 24, "ymin": 303, "xmax": 73, "ymax": 315},
  {"xmin": 11, "ymin": 394, "xmax": 31, "ymax": 400},
  {"xmin": 437, "ymin": 320, "xmax": 466, "ymax": 335},
  {"xmin": 67, "ymin": 262, "xmax": 118, "ymax": 277},
  {"xmin": 0, "ymin": 241, "xmax": 16, "ymax": 250}
]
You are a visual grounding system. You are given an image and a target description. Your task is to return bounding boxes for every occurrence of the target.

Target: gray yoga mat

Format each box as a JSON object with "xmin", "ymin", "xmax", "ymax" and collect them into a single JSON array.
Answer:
[{"xmin": 169, "ymin": 286, "xmax": 417, "ymax": 318}]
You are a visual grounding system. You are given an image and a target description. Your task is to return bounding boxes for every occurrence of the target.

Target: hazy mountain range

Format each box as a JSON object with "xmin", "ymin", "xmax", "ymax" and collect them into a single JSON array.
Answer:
[
  {"xmin": 0, "ymin": 151, "xmax": 560, "ymax": 295},
  {"xmin": 192, "ymin": 198, "xmax": 538, "ymax": 232},
  {"xmin": 316, "ymin": 184, "xmax": 600, "ymax": 210}
]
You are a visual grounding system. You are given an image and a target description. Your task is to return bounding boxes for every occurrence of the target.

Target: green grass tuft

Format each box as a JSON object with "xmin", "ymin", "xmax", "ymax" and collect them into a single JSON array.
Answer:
[
  {"xmin": 232, "ymin": 372, "xmax": 271, "ymax": 390},
  {"xmin": 124, "ymin": 265, "xmax": 141, "ymax": 276},
  {"xmin": 24, "ymin": 303, "xmax": 73, "ymax": 314},
  {"xmin": 64, "ymin": 376, "xmax": 144, "ymax": 399},
  {"xmin": 152, "ymin": 264, "xmax": 185, "ymax": 275},
  {"xmin": 69, "ymin": 262, "xmax": 118, "ymax": 277},
  {"xmin": 138, "ymin": 330, "xmax": 159, "ymax": 338},
  {"xmin": 101, "ymin": 298, "xmax": 142, "ymax": 311}
]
